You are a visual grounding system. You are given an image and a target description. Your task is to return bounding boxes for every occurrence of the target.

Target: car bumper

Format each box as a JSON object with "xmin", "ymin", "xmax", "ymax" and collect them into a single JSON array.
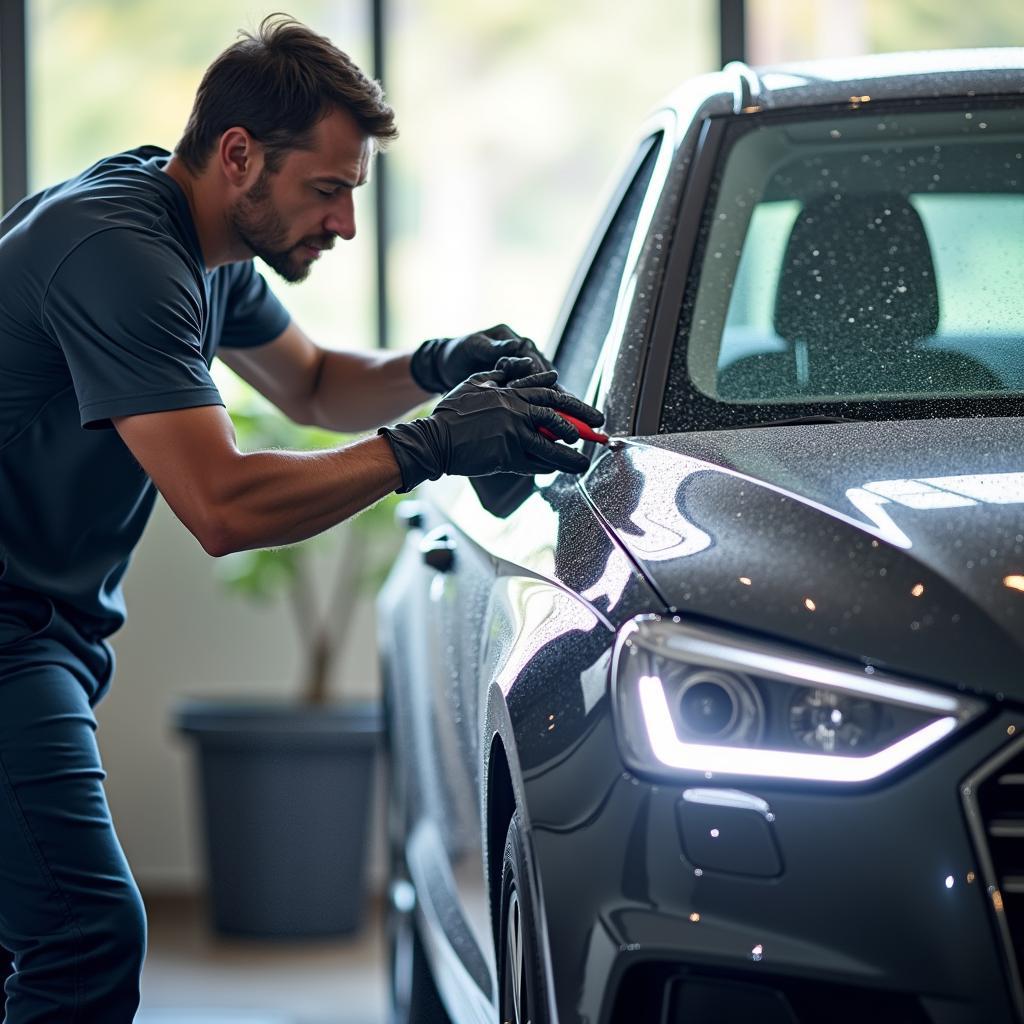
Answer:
[{"xmin": 525, "ymin": 709, "xmax": 1021, "ymax": 1023}]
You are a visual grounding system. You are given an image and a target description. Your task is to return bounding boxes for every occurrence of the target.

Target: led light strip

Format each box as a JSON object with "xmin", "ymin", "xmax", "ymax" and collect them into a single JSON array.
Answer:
[
  {"xmin": 638, "ymin": 675, "xmax": 958, "ymax": 783},
  {"xmin": 646, "ymin": 632, "xmax": 962, "ymax": 714}
]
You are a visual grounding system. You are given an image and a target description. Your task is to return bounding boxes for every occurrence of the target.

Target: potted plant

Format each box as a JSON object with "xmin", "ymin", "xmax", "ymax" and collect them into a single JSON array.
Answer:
[{"xmin": 174, "ymin": 385, "xmax": 402, "ymax": 939}]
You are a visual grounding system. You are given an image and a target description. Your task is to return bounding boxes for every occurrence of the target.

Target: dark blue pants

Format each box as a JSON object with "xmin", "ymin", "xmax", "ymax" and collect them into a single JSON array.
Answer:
[{"xmin": 0, "ymin": 598, "xmax": 146, "ymax": 1023}]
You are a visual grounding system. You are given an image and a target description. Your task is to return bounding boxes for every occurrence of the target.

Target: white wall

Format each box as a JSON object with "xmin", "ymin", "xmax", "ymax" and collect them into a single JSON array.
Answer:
[{"xmin": 95, "ymin": 497, "xmax": 386, "ymax": 893}]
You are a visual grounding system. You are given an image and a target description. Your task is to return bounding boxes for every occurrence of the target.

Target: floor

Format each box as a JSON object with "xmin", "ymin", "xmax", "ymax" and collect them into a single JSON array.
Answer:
[{"xmin": 136, "ymin": 891, "xmax": 387, "ymax": 1024}]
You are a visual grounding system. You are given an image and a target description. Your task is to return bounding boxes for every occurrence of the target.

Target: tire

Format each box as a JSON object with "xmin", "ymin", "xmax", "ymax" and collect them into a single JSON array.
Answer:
[{"xmin": 498, "ymin": 813, "xmax": 549, "ymax": 1024}]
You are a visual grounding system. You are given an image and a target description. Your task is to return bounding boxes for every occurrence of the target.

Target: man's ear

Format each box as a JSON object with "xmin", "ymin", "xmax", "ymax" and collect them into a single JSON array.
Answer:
[{"xmin": 218, "ymin": 127, "xmax": 263, "ymax": 189}]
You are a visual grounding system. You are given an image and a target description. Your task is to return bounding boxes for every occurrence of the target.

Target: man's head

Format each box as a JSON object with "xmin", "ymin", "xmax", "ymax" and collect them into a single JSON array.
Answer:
[{"xmin": 175, "ymin": 14, "xmax": 397, "ymax": 281}]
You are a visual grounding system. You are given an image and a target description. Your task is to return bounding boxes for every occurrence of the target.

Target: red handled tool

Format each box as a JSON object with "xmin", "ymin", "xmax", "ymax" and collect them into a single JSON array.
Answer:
[{"xmin": 539, "ymin": 411, "xmax": 610, "ymax": 446}]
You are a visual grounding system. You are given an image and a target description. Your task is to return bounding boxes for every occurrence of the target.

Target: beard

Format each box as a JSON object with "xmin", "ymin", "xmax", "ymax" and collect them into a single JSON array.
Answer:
[{"xmin": 229, "ymin": 169, "xmax": 326, "ymax": 283}]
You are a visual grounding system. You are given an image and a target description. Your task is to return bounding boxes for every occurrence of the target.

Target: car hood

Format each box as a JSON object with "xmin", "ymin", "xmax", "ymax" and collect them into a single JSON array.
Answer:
[{"xmin": 580, "ymin": 417, "xmax": 1024, "ymax": 697}]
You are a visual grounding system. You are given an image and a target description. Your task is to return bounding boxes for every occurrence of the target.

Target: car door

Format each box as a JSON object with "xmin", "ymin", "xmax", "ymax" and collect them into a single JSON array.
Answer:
[{"xmin": 385, "ymin": 118, "xmax": 675, "ymax": 1023}]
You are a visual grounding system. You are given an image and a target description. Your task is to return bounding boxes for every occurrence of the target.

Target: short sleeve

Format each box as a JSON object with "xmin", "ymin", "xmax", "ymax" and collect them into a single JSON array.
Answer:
[
  {"xmin": 42, "ymin": 228, "xmax": 224, "ymax": 429},
  {"xmin": 218, "ymin": 260, "xmax": 291, "ymax": 350}
]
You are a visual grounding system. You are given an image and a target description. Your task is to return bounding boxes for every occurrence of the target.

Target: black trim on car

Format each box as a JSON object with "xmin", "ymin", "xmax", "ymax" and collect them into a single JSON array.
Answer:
[
  {"xmin": 634, "ymin": 117, "xmax": 726, "ymax": 435},
  {"xmin": 962, "ymin": 731, "xmax": 1024, "ymax": 1024}
]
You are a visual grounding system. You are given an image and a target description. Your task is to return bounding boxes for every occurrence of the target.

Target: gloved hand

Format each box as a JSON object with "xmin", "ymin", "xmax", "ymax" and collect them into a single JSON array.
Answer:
[
  {"xmin": 409, "ymin": 323, "xmax": 553, "ymax": 394},
  {"xmin": 379, "ymin": 357, "xmax": 604, "ymax": 493}
]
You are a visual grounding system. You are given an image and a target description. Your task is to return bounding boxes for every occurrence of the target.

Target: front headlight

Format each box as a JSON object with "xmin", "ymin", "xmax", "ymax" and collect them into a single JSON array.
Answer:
[{"xmin": 612, "ymin": 616, "xmax": 984, "ymax": 784}]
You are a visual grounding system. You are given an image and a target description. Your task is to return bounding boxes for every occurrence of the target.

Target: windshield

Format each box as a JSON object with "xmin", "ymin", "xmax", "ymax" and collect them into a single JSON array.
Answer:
[{"xmin": 665, "ymin": 101, "xmax": 1024, "ymax": 430}]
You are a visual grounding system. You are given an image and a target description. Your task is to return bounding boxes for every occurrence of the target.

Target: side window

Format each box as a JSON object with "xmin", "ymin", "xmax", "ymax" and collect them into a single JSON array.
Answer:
[{"xmin": 553, "ymin": 136, "xmax": 662, "ymax": 398}]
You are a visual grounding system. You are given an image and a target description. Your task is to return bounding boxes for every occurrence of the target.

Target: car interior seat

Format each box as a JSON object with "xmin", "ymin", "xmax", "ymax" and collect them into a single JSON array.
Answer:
[{"xmin": 717, "ymin": 193, "xmax": 1001, "ymax": 401}]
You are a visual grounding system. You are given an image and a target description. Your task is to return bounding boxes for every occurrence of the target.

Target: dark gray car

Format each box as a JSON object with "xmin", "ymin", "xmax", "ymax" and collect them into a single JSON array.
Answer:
[{"xmin": 379, "ymin": 49, "xmax": 1024, "ymax": 1024}]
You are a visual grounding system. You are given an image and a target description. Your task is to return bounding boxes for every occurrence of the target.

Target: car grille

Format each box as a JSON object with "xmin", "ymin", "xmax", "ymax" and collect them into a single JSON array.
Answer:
[{"xmin": 963, "ymin": 731, "xmax": 1024, "ymax": 1022}]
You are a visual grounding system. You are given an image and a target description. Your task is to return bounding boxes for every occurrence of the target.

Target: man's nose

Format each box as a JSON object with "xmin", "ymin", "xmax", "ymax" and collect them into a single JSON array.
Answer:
[{"xmin": 324, "ymin": 195, "xmax": 356, "ymax": 241}]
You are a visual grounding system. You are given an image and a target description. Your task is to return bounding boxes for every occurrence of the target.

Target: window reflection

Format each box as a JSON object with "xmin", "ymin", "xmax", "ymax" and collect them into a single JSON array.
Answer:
[
  {"xmin": 621, "ymin": 450, "xmax": 713, "ymax": 562},
  {"xmin": 495, "ymin": 579, "xmax": 597, "ymax": 696},
  {"xmin": 580, "ymin": 448, "xmax": 714, "ymax": 613},
  {"xmin": 846, "ymin": 471, "xmax": 1024, "ymax": 548}
]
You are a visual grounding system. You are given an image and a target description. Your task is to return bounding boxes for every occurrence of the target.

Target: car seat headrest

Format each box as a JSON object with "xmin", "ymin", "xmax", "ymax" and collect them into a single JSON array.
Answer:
[{"xmin": 773, "ymin": 194, "xmax": 939, "ymax": 350}]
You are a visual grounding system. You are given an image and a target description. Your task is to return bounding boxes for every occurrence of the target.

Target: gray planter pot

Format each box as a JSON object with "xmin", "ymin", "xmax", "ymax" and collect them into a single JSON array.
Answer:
[{"xmin": 174, "ymin": 699, "xmax": 382, "ymax": 938}]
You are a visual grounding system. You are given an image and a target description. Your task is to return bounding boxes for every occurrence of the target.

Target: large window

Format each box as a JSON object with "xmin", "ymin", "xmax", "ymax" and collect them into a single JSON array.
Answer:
[
  {"xmin": 386, "ymin": 0, "xmax": 715, "ymax": 355},
  {"xmin": 27, "ymin": 0, "xmax": 717, "ymax": 385},
  {"xmin": 681, "ymin": 103, "xmax": 1024, "ymax": 412}
]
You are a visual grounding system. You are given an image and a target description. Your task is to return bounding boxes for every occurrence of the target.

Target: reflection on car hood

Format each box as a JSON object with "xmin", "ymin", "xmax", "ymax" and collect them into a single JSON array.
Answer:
[{"xmin": 581, "ymin": 417, "xmax": 1024, "ymax": 696}]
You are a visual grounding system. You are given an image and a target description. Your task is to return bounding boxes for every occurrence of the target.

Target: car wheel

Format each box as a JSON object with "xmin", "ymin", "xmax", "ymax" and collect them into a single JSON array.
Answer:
[{"xmin": 498, "ymin": 812, "xmax": 549, "ymax": 1024}]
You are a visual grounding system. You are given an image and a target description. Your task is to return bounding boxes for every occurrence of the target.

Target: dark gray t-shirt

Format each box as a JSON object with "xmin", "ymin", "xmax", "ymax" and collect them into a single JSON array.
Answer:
[{"xmin": 0, "ymin": 145, "xmax": 291, "ymax": 641}]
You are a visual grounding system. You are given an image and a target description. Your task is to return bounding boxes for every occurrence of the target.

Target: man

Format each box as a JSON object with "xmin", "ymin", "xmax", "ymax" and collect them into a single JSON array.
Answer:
[{"xmin": 0, "ymin": 15, "xmax": 602, "ymax": 1022}]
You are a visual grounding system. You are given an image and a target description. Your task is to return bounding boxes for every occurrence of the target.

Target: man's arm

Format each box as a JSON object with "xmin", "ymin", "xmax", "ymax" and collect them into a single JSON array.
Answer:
[
  {"xmin": 217, "ymin": 320, "xmax": 432, "ymax": 432},
  {"xmin": 112, "ymin": 404, "xmax": 402, "ymax": 557},
  {"xmin": 113, "ymin": 360, "xmax": 603, "ymax": 557}
]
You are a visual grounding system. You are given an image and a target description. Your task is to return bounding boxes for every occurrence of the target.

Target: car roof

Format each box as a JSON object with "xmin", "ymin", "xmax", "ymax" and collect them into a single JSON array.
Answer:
[{"xmin": 663, "ymin": 47, "xmax": 1024, "ymax": 120}]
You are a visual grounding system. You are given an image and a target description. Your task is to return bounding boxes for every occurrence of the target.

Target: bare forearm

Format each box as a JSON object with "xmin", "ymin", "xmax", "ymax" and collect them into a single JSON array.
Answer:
[
  {"xmin": 209, "ymin": 434, "xmax": 402, "ymax": 555},
  {"xmin": 307, "ymin": 349, "xmax": 433, "ymax": 432}
]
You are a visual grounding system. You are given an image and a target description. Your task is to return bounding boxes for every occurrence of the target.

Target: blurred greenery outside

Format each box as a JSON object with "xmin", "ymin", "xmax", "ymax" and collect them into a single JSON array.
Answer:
[
  {"xmin": 29, "ymin": 0, "xmax": 1024, "ymax": 359},
  {"xmin": 25, "ymin": 1, "xmax": 1024, "ymax": 697},
  {"xmin": 748, "ymin": 0, "xmax": 1024, "ymax": 63},
  {"xmin": 29, "ymin": 0, "xmax": 1024, "ymax": 372},
  {"xmin": 29, "ymin": 0, "xmax": 717, "ymax": 366}
]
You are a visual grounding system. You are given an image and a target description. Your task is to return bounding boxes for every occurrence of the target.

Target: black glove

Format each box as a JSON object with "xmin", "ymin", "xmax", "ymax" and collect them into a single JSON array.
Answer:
[
  {"xmin": 409, "ymin": 323, "xmax": 553, "ymax": 394},
  {"xmin": 379, "ymin": 357, "xmax": 604, "ymax": 493}
]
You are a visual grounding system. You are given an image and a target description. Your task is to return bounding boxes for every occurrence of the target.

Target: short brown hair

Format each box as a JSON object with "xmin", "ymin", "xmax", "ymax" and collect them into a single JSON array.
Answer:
[{"xmin": 175, "ymin": 13, "xmax": 398, "ymax": 174}]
